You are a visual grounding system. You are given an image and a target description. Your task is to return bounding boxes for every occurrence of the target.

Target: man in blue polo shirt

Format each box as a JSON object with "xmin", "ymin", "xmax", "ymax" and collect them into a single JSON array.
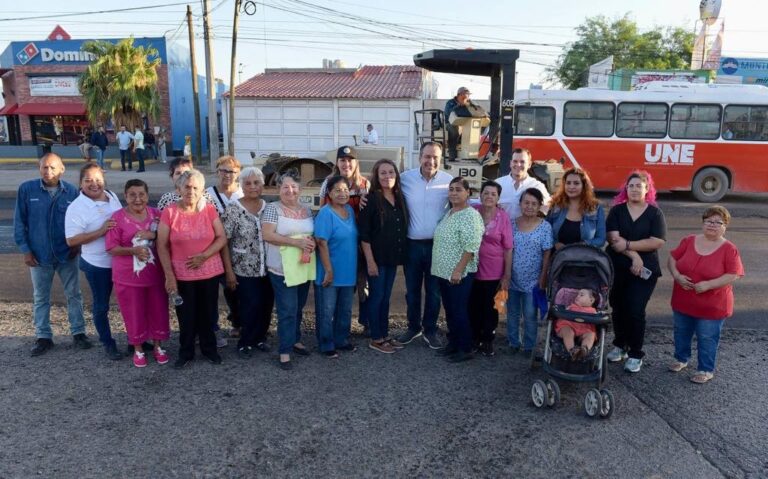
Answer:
[
  {"xmin": 397, "ymin": 141, "xmax": 452, "ymax": 349},
  {"xmin": 14, "ymin": 153, "xmax": 92, "ymax": 356}
]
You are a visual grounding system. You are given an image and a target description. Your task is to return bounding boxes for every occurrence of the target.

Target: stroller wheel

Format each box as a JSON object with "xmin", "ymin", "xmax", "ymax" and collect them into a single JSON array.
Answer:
[
  {"xmin": 599, "ymin": 389, "xmax": 615, "ymax": 419},
  {"xmin": 531, "ymin": 380, "xmax": 547, "ymax": 408},
  {"xmin": 545, "ymin": 379, "xmax": 560, "ymax": 408},
  {"xmin": 584, "ymin": 388, "xmax": 602, "ymax": 418}
]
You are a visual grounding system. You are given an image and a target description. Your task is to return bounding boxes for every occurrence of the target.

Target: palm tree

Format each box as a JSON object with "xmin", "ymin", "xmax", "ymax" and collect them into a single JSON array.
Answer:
[{"xmin": 78, "ymin": 37, "xmax": 161, "ymax": 131}]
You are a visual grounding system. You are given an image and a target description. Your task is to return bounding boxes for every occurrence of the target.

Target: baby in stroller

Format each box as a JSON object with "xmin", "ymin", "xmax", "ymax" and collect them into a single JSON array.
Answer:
[{"xmin": 555, "ymin": 289, "xmax": 597, "ymax": 361}]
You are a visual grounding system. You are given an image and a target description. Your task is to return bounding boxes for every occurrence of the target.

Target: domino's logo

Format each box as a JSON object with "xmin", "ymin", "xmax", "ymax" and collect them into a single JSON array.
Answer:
[{"xmin": 16, "ymin": 43, "xmax": 40, "ymax": 65}]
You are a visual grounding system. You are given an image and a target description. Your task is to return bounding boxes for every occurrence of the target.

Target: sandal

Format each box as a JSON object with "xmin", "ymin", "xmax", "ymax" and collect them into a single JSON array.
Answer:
[
  {"xmin": 668, "ymin": 360, "xmax": 688, "ymax": 372},
  {"xmin": 690, "ymin": 371, "xmax": 714, "ymax": 384},
  {"xmin": 569, "ymin": 347, "xmax": 583, "ymax": 361}
]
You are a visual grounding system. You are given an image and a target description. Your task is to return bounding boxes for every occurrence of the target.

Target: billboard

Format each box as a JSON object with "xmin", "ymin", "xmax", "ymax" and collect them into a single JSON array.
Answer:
[
  {"xmin": 7, "ymin": 38, "xmax": 167, "ymax": 66},
  {"xmin": 716, "ymin": 57, "xmax": 768, "ymax": 85}
]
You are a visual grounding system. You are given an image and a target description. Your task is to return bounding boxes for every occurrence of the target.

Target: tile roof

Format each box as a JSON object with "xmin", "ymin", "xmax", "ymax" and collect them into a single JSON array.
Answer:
[{"xmin": 230, "ymin": 65, "xmax": 424, "ymax": 99}]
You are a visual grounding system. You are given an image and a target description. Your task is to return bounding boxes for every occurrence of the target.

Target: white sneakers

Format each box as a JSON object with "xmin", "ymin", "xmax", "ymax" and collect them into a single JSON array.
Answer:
[
  {"xmin": 606, "ymin": 347, "xmax": 642, "ymax": 373},
  {"xmin": 624, "ymin": 357, "xmax": 643, "ymax": 373},
  {"xmin": 606, "ymin": 347, "xmax": 628, "ymax": 362}
]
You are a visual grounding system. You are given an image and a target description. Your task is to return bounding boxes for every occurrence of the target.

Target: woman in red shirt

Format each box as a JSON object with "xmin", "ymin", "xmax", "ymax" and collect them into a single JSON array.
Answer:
[{"xmin": 667, "ymin": 205, "xmax": 744, "ymax": 384}]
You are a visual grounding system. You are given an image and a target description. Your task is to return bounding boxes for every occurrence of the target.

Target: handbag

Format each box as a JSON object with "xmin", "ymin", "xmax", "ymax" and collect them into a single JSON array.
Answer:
[{"xmin": 493, "ymin": 288, "xmax": 508, "ymax": 315}]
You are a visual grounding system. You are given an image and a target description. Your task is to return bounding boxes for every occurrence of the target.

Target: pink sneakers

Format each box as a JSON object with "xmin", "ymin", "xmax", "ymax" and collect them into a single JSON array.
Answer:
[
  {"xmin": 133, "ymin": 351, "xmax": 148, "ymax": 368},
  {"xmin": 153, "ymin": 347, "xmax": 169, "ymax": 365}
]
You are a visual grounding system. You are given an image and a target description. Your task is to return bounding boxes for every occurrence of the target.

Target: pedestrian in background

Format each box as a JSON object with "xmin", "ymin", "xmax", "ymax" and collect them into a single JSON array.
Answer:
[
  {"xmin": 64, "ymin": 163, "xmax": 123, "ymax": 360},
  {"xmin": 133, "ymin": 126, "xmax": 146, "ymax": 172},
  {"xmin": 667, "ymin": 205, "xmax": 743, "ymax": 384},
  {"xmin": 221, "ymin": 167, "xmax": 274, "ymax": 359},
  {"xmin": 262, "ymin": 173, "xmax": 316, "ymax": 370},
  {"xmin": 314, "ymin": 175, "xmax": 358, "ymax": 358},
  {"xmin": 116, "ymin": 125, "xmax": 134, "ymax": 171},
  {"xmin": 158, "ymin": 129, "xmax": 167, "ymax": 163},
  {"xmin": 144, "ymin": 128, "xmax": 157, "ymax": 159},
  {"xmin": 14, "ymin": 153, "xmax": 91, "ymax": 356},
  {"xmin": 90, "ymin": 126, "xmax": 109, "ymax": 169},
  {"xmin": 606, "ymin": 170, "xmax": 666, "ymax": 374},
  {"xmin": 363, "ymin": 124, "xmax": 378, "ymax": 144},
  {"xmin": 469, "ymin": 180, "xmax": 513, "ymax": 357},
  {"xmin": 157, "ymin": 170, "xmax": 227, "ymax": 369},
  {"xmin": 358, "ymin": 159, "xmax": 408, "ymax": 354},
  {"xmin": 431, "ymin": 177, "xmax": 484, "ymax": 363},
  {"xmin": 106, "ymin": 179, "xmax": 170, "ymax": 368}
]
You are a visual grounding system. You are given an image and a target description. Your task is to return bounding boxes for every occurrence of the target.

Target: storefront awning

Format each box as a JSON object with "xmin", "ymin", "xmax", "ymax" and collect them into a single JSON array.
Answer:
[
  {"xmin": 0, "ymin": 103, "xmax": 18, "ymax": 115},
  {"xmin": 15, "ymin": 103, "xmax": 86, "ymax": 116}
]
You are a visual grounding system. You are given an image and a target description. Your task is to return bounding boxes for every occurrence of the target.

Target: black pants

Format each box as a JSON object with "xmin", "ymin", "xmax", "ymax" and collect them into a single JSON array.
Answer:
[
  {"xmin": 236, "ymin": 275, "xmax": 274, "ymax": 348},
  {"xmin": 218, "ymin": 274, "xmax": 240, "ymax": 329},
  {"xmin": 609, "ymin": 266, "xmax": 658, "ymax": 359},
  {"xmin": 469, "ymin": 279, "xmax": 500, "ymax": 344},
  {"xmin": 176, "ymin": 277, "xmax": 219, "ymax": 360}
]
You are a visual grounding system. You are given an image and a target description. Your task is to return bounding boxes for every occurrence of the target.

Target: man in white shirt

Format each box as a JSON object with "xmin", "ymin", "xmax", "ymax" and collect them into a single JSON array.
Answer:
[
  {"xmin": 397, "ymin": 142, "xmax": 452, "ymax": 349},
  {"xmin": 116, "ymin": 125, "xmax": 134, "ymax": 171},
  {"xmin": 133, "ymin": 127, "xmax": 146, "ymax": 172},
  {"xmin": 363, "ymin": 124, "xmax": 378, "ymax": 145},
  {"xmin": 495, "ymin": 148, "xmax": 550, "ymax": 221}
]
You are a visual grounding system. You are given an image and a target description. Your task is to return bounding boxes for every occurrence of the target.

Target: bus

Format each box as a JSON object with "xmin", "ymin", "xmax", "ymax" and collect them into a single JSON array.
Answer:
[{"xmin": 512, "ymin": 82, "xmax": 768, "ymax": 202}]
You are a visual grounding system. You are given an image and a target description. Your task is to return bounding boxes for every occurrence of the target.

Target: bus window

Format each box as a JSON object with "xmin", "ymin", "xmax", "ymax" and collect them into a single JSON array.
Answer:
[
  {"xmin": 669, "ymin": 104, "xmax": 721, "ymax": 140},
  {"xmin": 723, "ymin": 105, "xmax": 768, "ymax": 141},
  {"xmin": 514, "ymin": 106, "xmax": 555, "ymax": 136},
  {"xmin": 616, "ymin": 103, "xmax": 668, "ymax": 138},
  {"xmin": 563, "ymin": 101, "xmax": 614, "ymax": 137}
]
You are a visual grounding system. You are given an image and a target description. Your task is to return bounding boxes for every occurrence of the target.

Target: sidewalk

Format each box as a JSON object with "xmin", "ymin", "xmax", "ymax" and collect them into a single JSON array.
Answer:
[{"xmin": 0, "ymin": 158, "xmax": 219, "ymax": 199}]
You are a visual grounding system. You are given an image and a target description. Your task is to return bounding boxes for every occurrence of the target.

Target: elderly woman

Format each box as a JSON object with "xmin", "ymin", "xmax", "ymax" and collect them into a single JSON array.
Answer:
[
  {"xmin": 156, "ymin": 157, "xmax": 215, "ymax": 211},
  {"xmin": 106, "ymin": 179, "xmax": 170, "ymax": 368},
  {"xmin": 507, "ymin": 188, "xmax": 553, "ymax": 356},
  {"xmin": 65, "ymin": 163, "xmax": 123, "ymax": 360},
  {"xmin": 469, "ymin": 180, "xmax": 513, "ymax": 357},
  {"xmin": 358, "ymin": 159, "xmax": 408, "ymax": 354},
  {"xmin": 431, "ymin": 177, "xmax": 484, "ymax": 363},
  {"xmin": 206, "ymin": 155, "xmax": 245, "ymax": 344},
  {"xmin": 606, "ymin": 170, "xmax": 666, "ymax": 374},
  {"xmin": 221, "ymin": 167, "xmax": 274, "ymax": 359},
  {"xmin": 157, "ymin": 169, "xmax": 227, "ymax": 368},
  {"xmin": 667, "ymin": 206, "xmax": 744, "ymax": 384},
  {"xmin": 262, "ymin": 173, "xmax": 316, "ymax": 370},
  {"xmin": 314, "ymin": 176, "xmax": 358, "ymax": 358},
  {"xmin": 546, "ymin": 167, "xmax": 606, "ymax": 249}
]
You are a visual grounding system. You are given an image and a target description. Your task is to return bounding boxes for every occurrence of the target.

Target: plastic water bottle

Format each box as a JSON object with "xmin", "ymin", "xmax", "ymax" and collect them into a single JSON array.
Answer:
[{"xmin": 169, "ymin": 291, "xmax": 184, "ymax": 306}]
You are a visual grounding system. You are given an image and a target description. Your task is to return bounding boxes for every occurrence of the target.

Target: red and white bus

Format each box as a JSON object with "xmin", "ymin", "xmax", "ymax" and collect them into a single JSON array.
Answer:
[{"xmin": 512, "ymin": 82, "xmax": 768, "ymax": 201}]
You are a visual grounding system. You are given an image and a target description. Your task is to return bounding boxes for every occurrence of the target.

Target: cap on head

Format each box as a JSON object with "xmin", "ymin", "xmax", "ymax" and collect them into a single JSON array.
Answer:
[
  {"xmin": 457, "ymin": 87, "xmax": 470, "ymax": 95},
  {"xmin": 337, "ymin": 145, "xmax": 357, "ymax": 159}
]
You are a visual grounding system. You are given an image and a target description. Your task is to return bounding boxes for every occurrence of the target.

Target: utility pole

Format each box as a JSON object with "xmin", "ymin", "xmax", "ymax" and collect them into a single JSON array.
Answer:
[
  {"xmin": 202, "ymin": 0, "xmax": 220, "ymax": 170},
  {"xmin": 228, "ymin": 0, "xmax": 242, "ymax": 156},
  {"xmin": 186, "ymin": 5, "xmax": 203, "ymax": 165}
]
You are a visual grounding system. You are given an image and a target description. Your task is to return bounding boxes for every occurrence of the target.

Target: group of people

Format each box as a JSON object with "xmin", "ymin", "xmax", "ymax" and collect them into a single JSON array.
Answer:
[
  {"xmin": 79, "ymin": 125, "xmax": 167, "ymax": 171},
  {"xmin": 14, "ymin": 145, "xmax": 744, "ymax": 382}
]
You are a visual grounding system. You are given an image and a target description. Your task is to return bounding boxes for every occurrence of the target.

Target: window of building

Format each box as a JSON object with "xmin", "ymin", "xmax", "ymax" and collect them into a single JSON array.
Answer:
[
  {"xmin": 30, "ymin": 115, "xmax": 89, "ymax": 145},
  {"xmin": 563, "ymin": 101, "xmax": 615, "ymax": 137},
  {"xmin": 722, "ymin": 105, "xmax": 768, "ymax": 141},
  {"xmin": 669, "ymin": 104, "xmax": 721, "ymax": 140},
  {"xmin": 514, "ymin": 106, "xmax": 555, "ymax": 136},
  {"xmin": 616, "ymin": 102, "xmax": 668, "ymax": 138}
]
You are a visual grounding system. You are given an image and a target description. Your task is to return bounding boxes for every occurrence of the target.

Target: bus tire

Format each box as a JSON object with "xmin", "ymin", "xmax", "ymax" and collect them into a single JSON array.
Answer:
[{"xmin": 692, "ymin": 168, "xmax": 729, "ymax": 203}]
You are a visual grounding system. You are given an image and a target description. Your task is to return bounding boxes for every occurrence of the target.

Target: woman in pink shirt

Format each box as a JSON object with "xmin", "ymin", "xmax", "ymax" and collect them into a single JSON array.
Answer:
[
  {"xmin": 157, "ymin": 170, "xmax": 228, "ymax": 369},
  {"xmin": 469, "ymin": 180, "xmax": 513, "ymax": 357},
  {"xmin": 106, "ymin": 179, "xmax": 169, "ymax": 368}
]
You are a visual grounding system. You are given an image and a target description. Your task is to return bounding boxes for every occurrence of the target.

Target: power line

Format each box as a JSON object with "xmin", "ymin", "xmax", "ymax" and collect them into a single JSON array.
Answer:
[{"xmin": 0, "ymin": 2, "xmax": 191, "ymax": 22}]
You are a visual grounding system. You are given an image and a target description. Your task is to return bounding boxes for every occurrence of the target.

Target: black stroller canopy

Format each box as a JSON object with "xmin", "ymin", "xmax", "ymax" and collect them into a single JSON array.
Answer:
[{"xmin": 548, "ymin": 244, "xmax": 614, "ymax": 293}]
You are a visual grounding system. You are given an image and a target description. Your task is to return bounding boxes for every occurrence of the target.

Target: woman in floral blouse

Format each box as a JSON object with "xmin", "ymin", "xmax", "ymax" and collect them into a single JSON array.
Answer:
[
  {"xmin": 431, "ymin": 177, "xmax": 484, "ymax": 363},
  {"xmin": 221, "ymin": 167, "xmax": 274, "ymax": 359}
]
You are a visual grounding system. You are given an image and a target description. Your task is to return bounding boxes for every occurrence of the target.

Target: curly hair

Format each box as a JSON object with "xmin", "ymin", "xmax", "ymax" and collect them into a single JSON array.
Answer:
[
  {"xmin": 611, "ymin": 170, "xmax": 658, "ymax": 206},
  {"xmin": 549, "ymin": 167, "xmax": 599, "ymax": 213}
]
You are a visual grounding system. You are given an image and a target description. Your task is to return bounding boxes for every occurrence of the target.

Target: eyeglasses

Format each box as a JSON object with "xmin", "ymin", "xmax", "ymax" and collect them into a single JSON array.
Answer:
[
  {"xmin": 704, "ymin": 220, "xmax": 725, "ymax": 226},
  {"xmin": 218, "ymin": 169, "xmax": 238, "ymax": 175}
]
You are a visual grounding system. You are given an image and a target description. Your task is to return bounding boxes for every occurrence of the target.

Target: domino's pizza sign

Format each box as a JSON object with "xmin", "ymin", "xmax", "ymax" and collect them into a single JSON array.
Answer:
[{"xmin": 16, "ymin": 43, "xmax": 40, "ymax": 65}]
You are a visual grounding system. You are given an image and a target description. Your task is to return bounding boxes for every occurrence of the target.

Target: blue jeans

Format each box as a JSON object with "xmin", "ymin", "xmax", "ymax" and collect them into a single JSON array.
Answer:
[
  {"xmin": 94, "ymin": 149, "xmax": 105, "ymax": 169},
  {"xmin": 30, "ymin": 257, "xmax": 85, "ymax": 339},
  {"xmin": 403, "ymin": 239, "xmax": 440, "ymax": 335},
  {"xmin": 673, "ymin": 310, "xmax": 725, "ymax": 373},
  {"xmin": 314, "ymin": 284, "xmax": 354, "ymax": 352},
  {"xmin": 366, "ymin": 265, "xmax": 397, "ymax": 341},
  {"xmin": 507, "ymin": 289, "xmax": 538, "ymax": 350},
  {"xmin": 438, "ymin": 274, "xmax": 474, "ymax": 353},
  {"xmin": 269, "ymin": 273, "xmax": 310, "ymax": 355},
  {"xmin": 79, "ymin": 258, "xmax": 115, "ymax": 347},
  {"xmin": 119, "ymin": 149, "xmax": 131, "ymax": 170},
  {"xmin": 135, "ymin": 148, "xmax": 146, "ymax": 171}
]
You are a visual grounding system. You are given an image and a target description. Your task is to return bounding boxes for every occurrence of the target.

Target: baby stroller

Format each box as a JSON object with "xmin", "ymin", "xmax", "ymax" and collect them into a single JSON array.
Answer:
[{"xmin": 530, "ymin": 244, "xmax": 615, "ymax": 418}]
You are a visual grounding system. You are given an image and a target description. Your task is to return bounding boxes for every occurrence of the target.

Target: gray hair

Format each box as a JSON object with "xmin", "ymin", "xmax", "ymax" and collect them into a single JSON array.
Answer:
[
  {"xmin": 276, "ymin": 171, "xmax": 300, "ymax": 188},
  {"xmin": 239, "ymin": 166, "xmax": 265, "ymax": 187},
  {"xmin": 174, "ymin": 169, "xmax": 205, "ymax": 191}
]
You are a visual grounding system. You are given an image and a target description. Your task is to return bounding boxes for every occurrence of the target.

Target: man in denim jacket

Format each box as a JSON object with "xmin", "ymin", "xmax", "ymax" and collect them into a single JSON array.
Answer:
[{"xmin": 14, "ymin": 153, "xmax": 93, "ymax": 356}]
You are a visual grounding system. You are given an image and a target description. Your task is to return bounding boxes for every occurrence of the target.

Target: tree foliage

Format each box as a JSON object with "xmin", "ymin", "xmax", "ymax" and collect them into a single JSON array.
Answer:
[
  {"xmin": 549, "ymin": 15, "xmax": 695, "ymax": 89},
  {"xmin": 78, "ymin": 37, "xmax": 161, "ymax": 130}
]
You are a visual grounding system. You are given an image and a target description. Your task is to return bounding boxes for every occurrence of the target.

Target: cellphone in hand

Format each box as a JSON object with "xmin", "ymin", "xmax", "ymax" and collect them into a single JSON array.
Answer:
[{"xmin": 640, "ymin": 267, "xmax": 652, "ymax": 280}]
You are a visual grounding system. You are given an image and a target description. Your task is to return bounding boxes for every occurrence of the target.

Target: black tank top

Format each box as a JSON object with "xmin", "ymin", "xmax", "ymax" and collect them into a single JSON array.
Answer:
[{"xmin": 558, "ymin": 218, "xmax": 582, "ymax": 245}]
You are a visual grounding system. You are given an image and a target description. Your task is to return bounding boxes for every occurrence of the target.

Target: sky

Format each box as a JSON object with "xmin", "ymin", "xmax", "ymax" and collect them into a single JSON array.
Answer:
[{"xmin": 0, "ymin": 0, "xmax": 764, "ymax": 99}]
